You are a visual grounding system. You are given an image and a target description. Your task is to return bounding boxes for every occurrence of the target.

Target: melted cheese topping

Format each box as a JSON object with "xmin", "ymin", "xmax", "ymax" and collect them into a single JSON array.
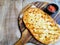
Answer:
[{"xmin": 23, "ymin": 8, "xmax": 60, "ymax": 44}]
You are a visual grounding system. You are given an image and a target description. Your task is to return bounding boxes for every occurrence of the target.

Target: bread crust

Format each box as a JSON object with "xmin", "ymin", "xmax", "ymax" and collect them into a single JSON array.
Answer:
[{"xmin": 23, "ymin": 8, "xmax": 60, "ymax": 44}]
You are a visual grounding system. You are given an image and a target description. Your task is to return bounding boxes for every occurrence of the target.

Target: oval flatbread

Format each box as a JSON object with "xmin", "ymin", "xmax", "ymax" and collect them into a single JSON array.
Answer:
[{"xmin": 23, "ymin": 8, "xmax": 60, "ymax": 44}]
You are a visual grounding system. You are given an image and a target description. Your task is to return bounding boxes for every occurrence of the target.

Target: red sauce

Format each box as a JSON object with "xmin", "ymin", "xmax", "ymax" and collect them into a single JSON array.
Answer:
[{"xmin": 48, "ymin": 5, "xmax": 56, "ymax": 12}]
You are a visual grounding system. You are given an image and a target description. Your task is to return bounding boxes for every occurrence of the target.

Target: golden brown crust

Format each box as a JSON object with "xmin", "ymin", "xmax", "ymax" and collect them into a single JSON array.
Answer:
[{"xmin": 23, "ymin": 8, "xmax": 60, "ymax": 44}]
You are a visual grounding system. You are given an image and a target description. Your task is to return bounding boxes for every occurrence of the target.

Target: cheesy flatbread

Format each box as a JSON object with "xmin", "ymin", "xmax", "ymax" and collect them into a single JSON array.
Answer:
[{"xmin": 23, "ymin": 8, "xmax": 60, "ymax": 44}]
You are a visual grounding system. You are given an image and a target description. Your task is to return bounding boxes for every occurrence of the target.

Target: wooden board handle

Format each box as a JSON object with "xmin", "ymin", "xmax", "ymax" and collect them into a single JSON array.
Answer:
[{"xmin": 15, "ymin": 29, "xmax": 32, "ymax": 45}]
